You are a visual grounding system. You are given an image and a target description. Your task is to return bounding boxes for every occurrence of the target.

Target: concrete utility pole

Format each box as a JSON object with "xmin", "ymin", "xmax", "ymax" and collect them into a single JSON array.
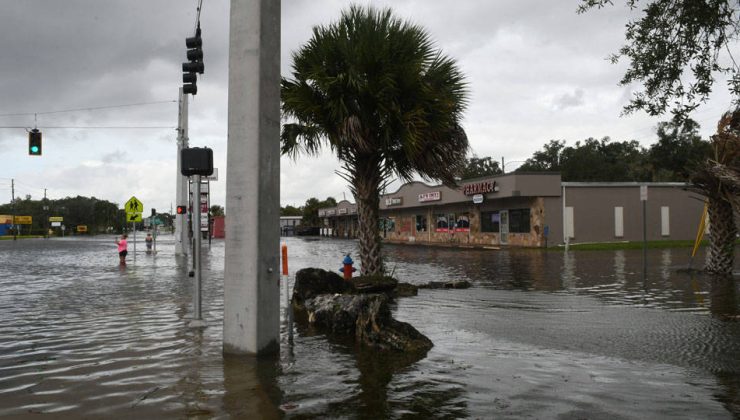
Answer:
[
  {"xmin": 223, "ymin": 0, "xmax": 281, "ymax": 355},
  {"xmin": 175, "ymin": 88, "xmax": 189, "ymax": 256}
]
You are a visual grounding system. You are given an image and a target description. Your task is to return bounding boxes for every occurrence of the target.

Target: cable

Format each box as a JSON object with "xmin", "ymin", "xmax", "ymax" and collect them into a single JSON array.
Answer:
[
  {"xmin": 195, "ymin": 0, "xmax": 204, "ymax": 33},
  {"xmin": 0, "ymin": 126, "xmax": 175, "ymax": 129},
  {"xmin": 0, "ymin": 100, "xmax": 177, "ymax": 118}
]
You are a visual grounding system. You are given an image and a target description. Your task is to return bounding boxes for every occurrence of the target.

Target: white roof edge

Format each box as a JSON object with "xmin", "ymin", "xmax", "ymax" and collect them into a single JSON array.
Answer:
[{"xmin": 561, "ymin": 182, "xmax": 689, "ymax": 187}]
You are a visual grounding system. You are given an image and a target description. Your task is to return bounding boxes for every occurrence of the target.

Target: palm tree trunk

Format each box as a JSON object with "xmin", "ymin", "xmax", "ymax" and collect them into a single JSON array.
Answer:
[
  {"xmin": 706, "ymin": 196, "xmax": 737, "ymax": 275},
  {"xmin": 353, "ymin": 161, "xmax": 384, "ymax": 276}
]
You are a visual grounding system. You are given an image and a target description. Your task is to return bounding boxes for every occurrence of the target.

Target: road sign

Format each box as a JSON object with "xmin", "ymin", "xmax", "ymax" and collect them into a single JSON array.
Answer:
[
  {"xmin": 14, "ymin": 216, "xmax": 32, "ymax": 224},
  {"xmin": 153, "ymin": 217, "xmax": 163, "ymax": 225},
  {"xmin": 128, "ymin": 213, "xmax": 143, "ymax": 222},
  {"xmin": 77, "ymin": 225, "xmax": 88, "ymax": 232},
  {"xmin": 125, "ymin": 196, "xmax": 144, "ymax": 214},
  {"xmin": 49, "ymin": 216, "xmax": 63, "ymax": 222}
]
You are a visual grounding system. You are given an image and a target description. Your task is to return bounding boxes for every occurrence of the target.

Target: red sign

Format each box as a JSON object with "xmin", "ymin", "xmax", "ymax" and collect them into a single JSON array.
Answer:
[{"xmin": 462, "ymin": 180, "xmax": 496, "ymax": 196}]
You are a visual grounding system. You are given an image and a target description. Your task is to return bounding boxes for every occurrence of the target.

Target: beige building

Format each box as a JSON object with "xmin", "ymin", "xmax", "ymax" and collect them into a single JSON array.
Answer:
[{"xmin": 318, "ymin": 173, "xmax": 707, "ymax": 247}]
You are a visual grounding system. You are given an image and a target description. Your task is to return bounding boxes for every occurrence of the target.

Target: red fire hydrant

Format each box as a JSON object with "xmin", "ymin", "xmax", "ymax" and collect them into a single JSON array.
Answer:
[{"xmin": 339, "ymin": 254, "xmax": 357, "ymax": 280}]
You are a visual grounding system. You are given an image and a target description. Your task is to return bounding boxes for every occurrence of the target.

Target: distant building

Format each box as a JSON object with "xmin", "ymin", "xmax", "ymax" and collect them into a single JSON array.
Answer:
[
  {"xmin": 317, "ymin": 173, "xmax": 707, "ymax": 247},
  {"xmin": 280, "ymin": 216, "xmax": 303, "ymax": 236}
]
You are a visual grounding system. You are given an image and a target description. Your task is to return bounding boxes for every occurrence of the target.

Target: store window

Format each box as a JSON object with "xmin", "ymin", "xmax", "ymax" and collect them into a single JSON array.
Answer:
[
  {"xmin": 508, "ymin": 209, "xmax": 531, "ymax": 233},
  {"xmin": 455, "ymin": 213, "xmax": 470, "ymax": 232},
  {"xmin": 481, "ymin": 211, "xmax": 500, "ymax": 232},
  {"xmin": 416, "ymin": 215, "xmax": 427, "ymax": 232},
  {"xmin": 435, "ymin": 214, "xmax": 448, "ymax": 232}
]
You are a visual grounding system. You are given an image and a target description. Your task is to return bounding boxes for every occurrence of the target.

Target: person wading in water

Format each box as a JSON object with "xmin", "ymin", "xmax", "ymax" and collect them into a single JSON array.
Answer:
[{"xmin": 116, "ymin": 234, "xmax": 128, "ymax": 265}]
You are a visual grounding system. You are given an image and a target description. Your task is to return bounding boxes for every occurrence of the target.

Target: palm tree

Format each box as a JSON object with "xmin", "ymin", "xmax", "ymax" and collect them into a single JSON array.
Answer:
[
  {"xmin": 689, "ymin": 108, "xmax": 740, "ymax": 275},
  {"xmin": 281, "ymin": 5, "xmax": 469, "ymax": 275}
]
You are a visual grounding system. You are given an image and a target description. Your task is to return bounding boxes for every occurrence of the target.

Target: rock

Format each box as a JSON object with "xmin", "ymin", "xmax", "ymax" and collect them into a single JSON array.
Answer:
[
  {"xmin": 355, "ymin": 295, "xmax": 433, "ymax": 353},
  {"xmin": 298, "ymin": 291, "xmax": 432, "ymax": 354},
  {"xmin": 351, "ymin": 275, "xmax": 398, "ymax": 294},
  {"xmin": 292, "ymin": 267, "xmax": 353, "ymax": 308},
  {"xmin": 395, "ymin": 282, "xmax": 419, "ymax": 297},
  {"xmin": 418, "ymin": 280, "xmax": 471, "ymax": 289}
]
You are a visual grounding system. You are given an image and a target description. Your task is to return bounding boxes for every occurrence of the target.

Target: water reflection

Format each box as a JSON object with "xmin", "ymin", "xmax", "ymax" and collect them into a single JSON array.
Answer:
[{"xmin": 0, "ymin": 236, "xmax": 738, "ymax": 418}]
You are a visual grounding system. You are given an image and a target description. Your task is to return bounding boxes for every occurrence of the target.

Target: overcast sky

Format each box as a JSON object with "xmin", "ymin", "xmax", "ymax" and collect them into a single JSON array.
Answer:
[{"xmin": 0, "ymin": 0, "xmax": 736, "ymax": 213}]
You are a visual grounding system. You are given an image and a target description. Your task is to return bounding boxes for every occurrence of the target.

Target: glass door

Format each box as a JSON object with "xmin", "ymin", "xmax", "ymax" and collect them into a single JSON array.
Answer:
[{"xmin": 500, "ymin": 210, "xmax": 509, "ymax": 244}]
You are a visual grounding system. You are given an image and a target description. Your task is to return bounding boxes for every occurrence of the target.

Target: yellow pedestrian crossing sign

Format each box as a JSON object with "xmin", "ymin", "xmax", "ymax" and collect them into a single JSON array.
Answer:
[
  {"xmin": 125, "ymin": 196, "xmax": 143, "ymax": 213},
  {"xmin": 127, "ymin": 212, "xmax": 143, "ymax": 222}
]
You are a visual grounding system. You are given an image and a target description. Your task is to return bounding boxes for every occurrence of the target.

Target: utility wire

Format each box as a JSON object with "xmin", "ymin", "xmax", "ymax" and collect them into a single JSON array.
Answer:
[
  {"xmin": 0, "ymin": 126, "xmax": 175, "ymax": 129},
  {"xmin": 0, "ymin": 100, "xmax": 177, "ymax": 118},
  {"xmin": 194, "ymin": 0, "xmax": 204, "ymax": 33}
]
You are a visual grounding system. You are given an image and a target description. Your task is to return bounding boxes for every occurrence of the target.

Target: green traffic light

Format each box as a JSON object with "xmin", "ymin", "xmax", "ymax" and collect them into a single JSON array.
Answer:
[{"xmin": 30, "ymin": 146, "xmax": 39, "ymax": 153}]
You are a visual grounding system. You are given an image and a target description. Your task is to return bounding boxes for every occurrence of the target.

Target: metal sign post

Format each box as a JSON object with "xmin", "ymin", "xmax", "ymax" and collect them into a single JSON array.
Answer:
[{"xmin": 190, "ymin": 174, "xmax": 206, "ymax": 328}]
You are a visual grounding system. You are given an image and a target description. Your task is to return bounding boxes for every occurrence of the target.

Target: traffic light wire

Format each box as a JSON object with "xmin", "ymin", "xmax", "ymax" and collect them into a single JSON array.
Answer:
[
  {"xmin": 195, "ymin": 0, "xmax": 204, "ymax": 33},
  {"xmin": 0, "ymin": 100, "xmax": 177, "ymax": 118},
  {"xmin": 0, "ymin": 125, "xmax": 175, "ymax": 130}
]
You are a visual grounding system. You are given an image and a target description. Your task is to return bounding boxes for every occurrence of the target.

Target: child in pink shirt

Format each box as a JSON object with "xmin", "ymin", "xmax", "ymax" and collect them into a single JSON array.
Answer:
[{"xmin": 116, "ymin": 234, "xmax": 128, "ymax": 265}]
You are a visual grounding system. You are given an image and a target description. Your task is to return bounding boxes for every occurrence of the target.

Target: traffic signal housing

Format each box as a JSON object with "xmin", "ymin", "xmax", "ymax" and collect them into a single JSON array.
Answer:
[
  {"xmin": 182, "ymin": 25, "xmax": 204, "ymax": 95},
  {"xmin": 28, "ymin": 129, "xmax": 42, "ymax": 156},
  {"xmin": 176, "ymin": 205, "xmax": 187, "ymax": 215}
]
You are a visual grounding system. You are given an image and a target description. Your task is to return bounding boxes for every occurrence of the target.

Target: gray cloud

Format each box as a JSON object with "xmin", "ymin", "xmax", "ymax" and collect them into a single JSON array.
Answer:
[{"xmin": 1, "ymin": 0, "xmax": 736, "ymax": 210}]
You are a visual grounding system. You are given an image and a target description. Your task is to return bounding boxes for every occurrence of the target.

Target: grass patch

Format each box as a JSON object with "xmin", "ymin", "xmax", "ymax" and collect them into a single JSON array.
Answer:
[{"xmin": 0, "ymin": 235, "xmax": 46, "ymax": 240}]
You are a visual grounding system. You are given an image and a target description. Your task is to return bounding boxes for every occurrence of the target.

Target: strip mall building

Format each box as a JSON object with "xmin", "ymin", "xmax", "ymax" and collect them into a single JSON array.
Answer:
[{"xmin": 317, "ymin": 173, "xmax": 706, "ymax": 247}]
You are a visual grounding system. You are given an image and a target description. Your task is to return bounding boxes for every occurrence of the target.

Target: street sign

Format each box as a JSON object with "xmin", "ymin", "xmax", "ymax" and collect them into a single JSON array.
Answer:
[
  {"xmin": 125, "ymin": 196, "xmax": 144, "ymax": 213},
  {"xmin": 49, "ymin": 216, "xmax": 63, "ymax": 222},
  {"xmin": 77, "ymin": 225, "xmax": 88, "ymax": 232},
  {"xmin": 153, "ymin": 217, "xmax": 163, "ymax": 225},
  {"xmin": 128, "ymin": 213, "xmax": 143, "ymax": 222},
  {"xmin": 14, "ymin": 216, "xmax": 32, "ymax": 224}
]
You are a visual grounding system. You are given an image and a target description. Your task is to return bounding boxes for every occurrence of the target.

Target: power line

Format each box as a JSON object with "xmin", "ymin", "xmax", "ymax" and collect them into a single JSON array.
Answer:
[
  {"xmin": 0, "ymin": 126, "xmax": 175, "ymax": 130},
  {"xmin": 0, "ymin": 100, "xmax": 177, "ymax": 118}
]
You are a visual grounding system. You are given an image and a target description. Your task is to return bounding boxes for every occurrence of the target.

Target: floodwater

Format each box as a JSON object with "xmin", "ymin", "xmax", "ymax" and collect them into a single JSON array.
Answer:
[{"xmin": 0, "ymin": 236, "xmax": 738, "ymax": 419}]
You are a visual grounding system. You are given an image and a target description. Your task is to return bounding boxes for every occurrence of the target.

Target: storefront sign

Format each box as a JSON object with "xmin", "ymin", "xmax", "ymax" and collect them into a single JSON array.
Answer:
[
  {"xmin": 418, "ymin": 191, "xmax": 441, "ymax": 202},
  {"xmin": 326, "ymin": 209, "xmax": 336, "ymax": 216},
  {"xmin": 318, "ymin": 210, "xmax": 326, "ymax": 217},
  {"xmin": 385, "ymin": 197, "xmax": 402, "ymax": 206},
  {"xmin": 14, "ymin": 216, "xmax": 32, "ymax": 224},
  {"xmin": 462, "ymin": 180, "xmax": 497, "ymax": 196},
  {"xmin": 49, "ymin": 216, "xmax": 63, "ymax": 222},
  {"xmin": 472, "ymin": 194, "xmax": 484, "ymax": 204},
  {"xmin": 338, "ymin": 208, "xmax": 348, "ymax": 215}
]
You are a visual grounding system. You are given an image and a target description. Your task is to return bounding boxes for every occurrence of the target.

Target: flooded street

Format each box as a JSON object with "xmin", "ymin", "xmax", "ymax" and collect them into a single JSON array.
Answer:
[{"xmin": 0, "ymin": 236, "xmax": 738, "ymax": 418}]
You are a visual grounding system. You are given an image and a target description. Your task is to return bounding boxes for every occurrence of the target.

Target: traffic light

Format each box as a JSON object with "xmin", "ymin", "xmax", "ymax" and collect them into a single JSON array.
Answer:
[
  {"xmin": 176, "ymin": 205, "xmax": 187, "ymax": 215},
  {"xmin": 28, "ymin": 129, "xmax": 42, "ymax": 156},
  {"xmin": 151, "ymin": 208, "xmax": 156, "ymax": 217},
  {"xmin": 182, "ymin": 24, "xmax": 204, "ymax": 95}
]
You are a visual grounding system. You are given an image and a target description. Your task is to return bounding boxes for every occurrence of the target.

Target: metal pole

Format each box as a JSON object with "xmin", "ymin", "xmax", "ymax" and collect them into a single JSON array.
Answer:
[
  {"xmin": 133, "ymin": 222, "xmax": 137, "ymax": 262},
  {"xmin": 642, "ymin": 197, "xmax": 647, "ymax": 278},
  {"xmin": 224, "ymin": 0, "xmax": 281, "ymax": 355},
  {"xmin": 175, "ymin": 89, "xmax": 189, "ymax": 256},
  {"xmin": 11, "ymin": 179, "xmax": 16, "ymax": 240},
  {"xmin": 193, "ymin": 175, "xmax": 203, "ymax": 323}
]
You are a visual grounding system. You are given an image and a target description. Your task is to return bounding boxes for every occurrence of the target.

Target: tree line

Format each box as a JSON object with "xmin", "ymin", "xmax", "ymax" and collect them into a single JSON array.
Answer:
[
  {"xmin": 0, "ymin": 195, "xmax": 174, "ymax": 235},
  {"xmin": 465, "ymin": 118, "xmax": 712, "ymax": 182}
]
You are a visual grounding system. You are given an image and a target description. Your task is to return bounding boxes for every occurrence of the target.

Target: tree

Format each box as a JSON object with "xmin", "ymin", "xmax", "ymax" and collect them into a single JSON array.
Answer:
[
  {"xmin": 210, "ymin": 205, "xmax": 225, "ymax": 217},
  {"xmin": 281, "ymin": 205, "xmax": 303, "ymax": 217},
  {"xmin": 301, "ymin": 197, "xmax": 337, "ymax": 227},
  {"xmin": 578, "ymin": 0, "xmax": 740, "ymax": 119},
  {"xmin": 458, "ymin": 156, "xmax": 502, "ymax": 179},
  {"xmin": 517, "ymin": 140, "xmax": 566, "ymax": 172},
  {"xmin": 689, "ymin": 108, "xmax": 740, "ymax": 275},
  {"xmin": 648, "ymin": 118, "xmax": 712, "ymax": 181},
  {"xmin": 282, "ymin": 6, "xmax": 468, "ymax": 275}
]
